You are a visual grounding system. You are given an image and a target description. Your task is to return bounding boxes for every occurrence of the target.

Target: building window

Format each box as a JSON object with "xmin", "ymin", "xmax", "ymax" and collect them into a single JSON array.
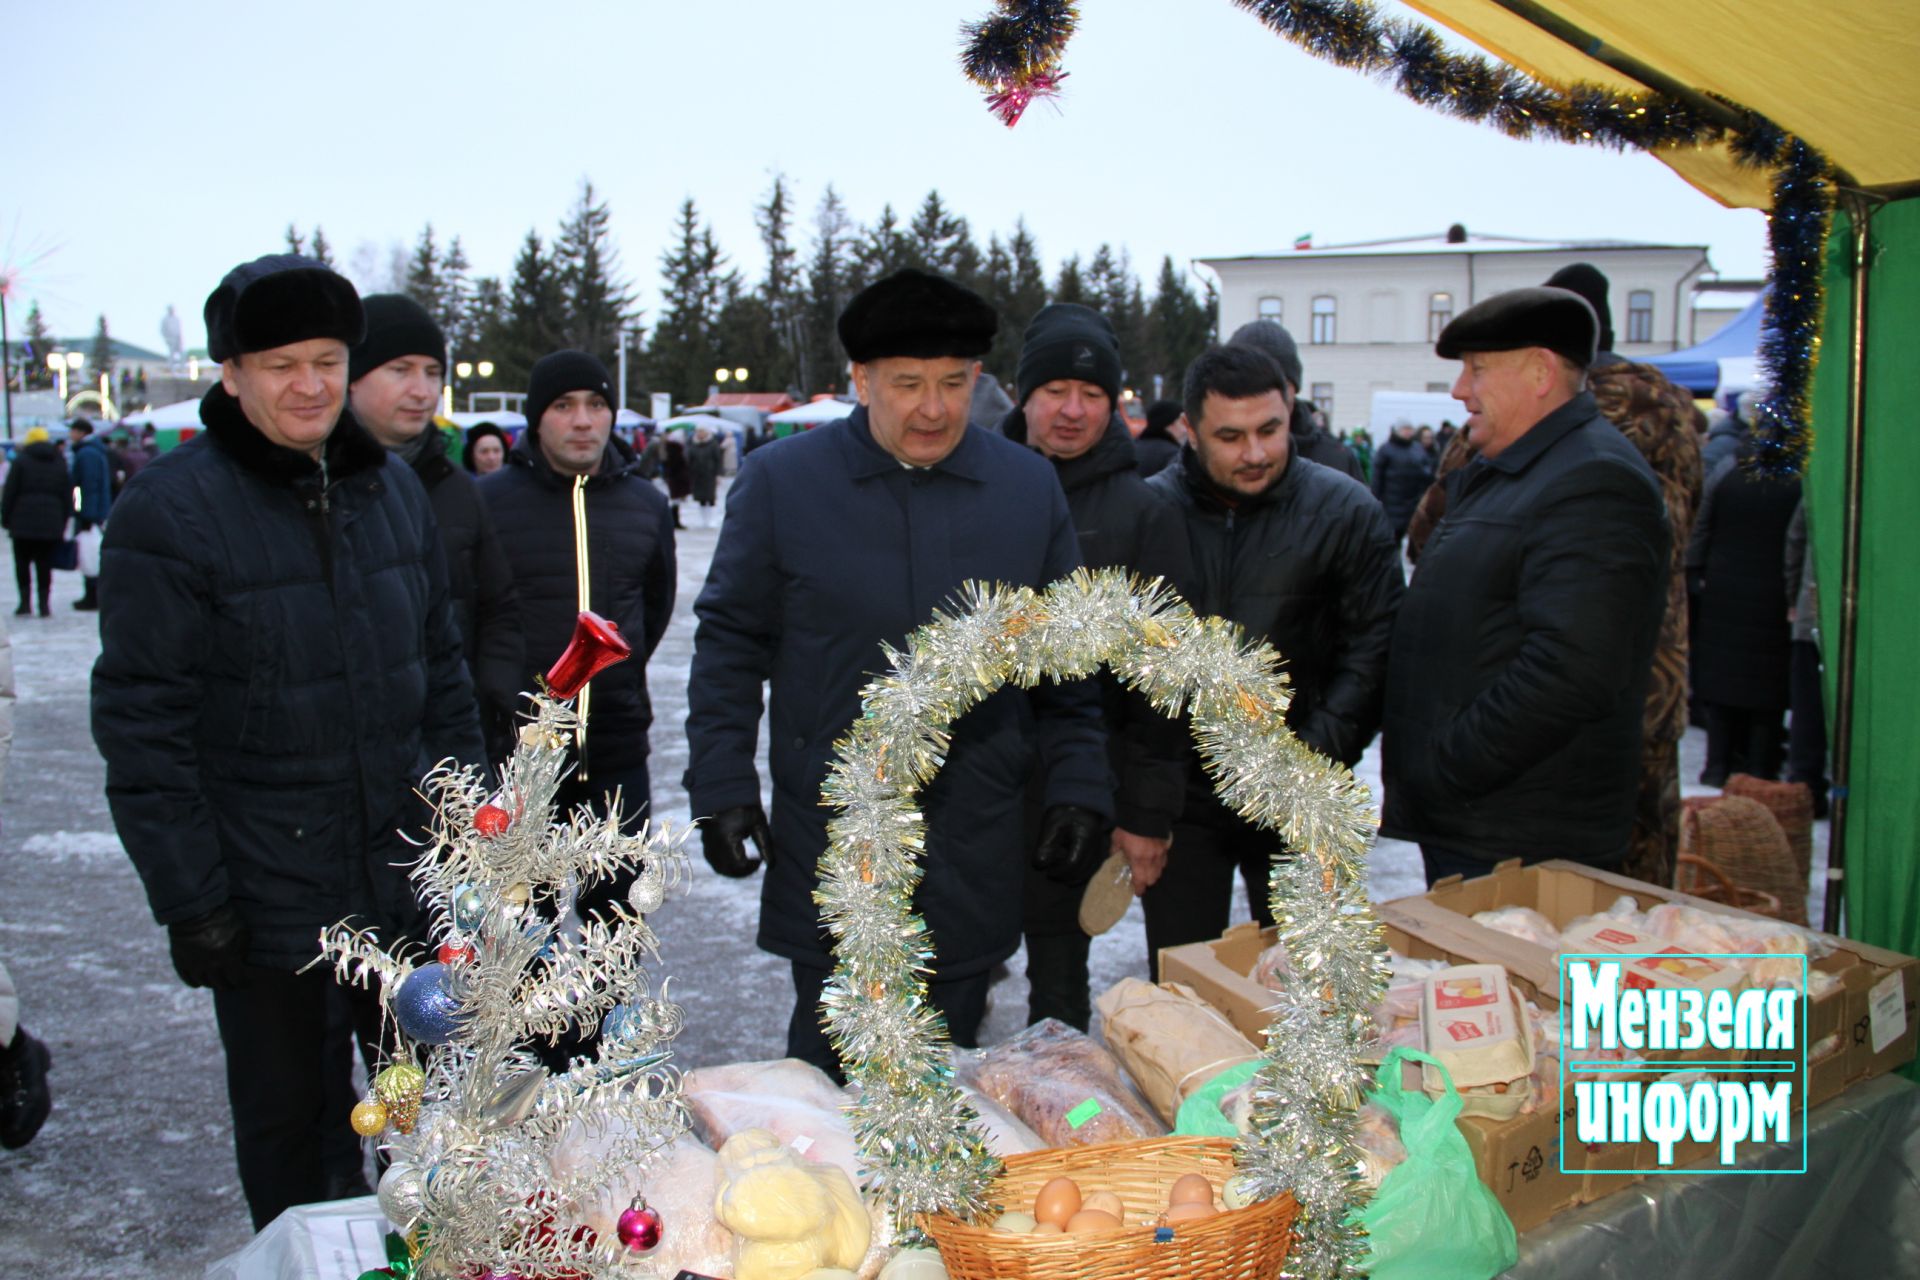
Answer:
[
  {"xmin": 1311, "ymin": 295, "xmax": 1337, "ymax": 344},
  {"xmin": 1426, "ymin": 382, "xmax": 1450, "ymax": 394},
  {"xmin": 1627, "ymin": 290, "xmax": 1654, "ymax": 344},
  {"xmin": 1428, "ymin": 291, "xmax": 1453, "ymax": 341},
  {"xmin": 1257, "ymin": 296, "xmax": 1283, "ymax": 322},
  {"xmin": 1311, "ymin": 382, "xmax": 1334, "ymax": 422}
]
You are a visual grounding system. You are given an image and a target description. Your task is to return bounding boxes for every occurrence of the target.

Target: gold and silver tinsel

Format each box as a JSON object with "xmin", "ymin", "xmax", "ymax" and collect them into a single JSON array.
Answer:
[
  {"xmin": 818, "ymin": 568, "xmax": 1388, "ymax": 1276},
  {"xmin": 316, "ymin": 691, "xmax": 692, "ymax": 1279}
]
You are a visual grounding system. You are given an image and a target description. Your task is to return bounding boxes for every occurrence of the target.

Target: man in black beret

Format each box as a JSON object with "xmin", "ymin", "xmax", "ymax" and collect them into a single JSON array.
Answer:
[
  {"xmin": 1381, "ymin": 286, "xmax": 1671, "ymax": 884},
  {"xmin": 686, "ymin": 268, "xmax": 1112, "ymax": 1076},
  {"xmin": 92, "ymin": 254, "xmax": 484, "ymax": 1226}
]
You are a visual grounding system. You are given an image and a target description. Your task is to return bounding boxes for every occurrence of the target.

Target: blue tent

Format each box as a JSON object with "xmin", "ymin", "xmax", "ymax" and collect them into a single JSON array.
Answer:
[{"xmin": 1642, "ymin": 288, "xmax": 1769, "ymax": 395}]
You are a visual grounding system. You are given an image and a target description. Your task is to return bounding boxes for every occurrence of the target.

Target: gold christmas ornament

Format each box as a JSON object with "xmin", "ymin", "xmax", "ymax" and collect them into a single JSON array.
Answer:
[
  {"xmin": 373, "ymin": 1062, "xmax": 426, "ymax": 1134},
  {"xmin": 350, "ymin": 1097, "xmax": 389, "ymax": 1137}
]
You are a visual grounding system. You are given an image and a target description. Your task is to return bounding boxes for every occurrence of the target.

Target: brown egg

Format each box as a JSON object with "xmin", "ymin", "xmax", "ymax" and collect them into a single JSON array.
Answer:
[
  {"xmin": 1065, "ymin": 1209, "xmax": 1124, "ymax": 1234},
  {"xmin": 1165, "ymin": 1201, "xmax": 1217, "ymax": 1225},
  {"xmin": 1081, "ymin": 1190, "xmax": 1125, "ymax": 1220},
  {"xmin": 1032, "ymin": 1176, "xmax": 1082, "ymax": 1226},
  {"xmin": 1032, "ymin": 1221, "xmax": 1064, "ymax": 1235},
  {"xmin": 1168, "ymin": 1172, "xmax": 1215, "ymax": 1206}
]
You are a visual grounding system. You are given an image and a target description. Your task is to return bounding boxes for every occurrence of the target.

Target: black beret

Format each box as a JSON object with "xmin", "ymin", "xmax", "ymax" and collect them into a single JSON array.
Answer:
[
  {"xmin": 1227, "ymin": 319, "xmax": 1303, "ymax": 390},
  {"xmin": 205, "ymin": 253, "xmax": 364, "ymax": 362},
  {"xmin": 351, "ymin": 294, "xmax": 447, "ymax": 384},
  {"xmin": 1435, "ymin": 286, "xmax": 1598, "ymax": 368},
  {"xmin": 837, "ymin": 267, "xmax": 996, "ymax": 363}
]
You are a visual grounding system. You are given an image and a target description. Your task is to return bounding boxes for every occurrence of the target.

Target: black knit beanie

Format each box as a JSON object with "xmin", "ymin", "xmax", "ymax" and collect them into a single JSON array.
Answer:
[
  {"xmin": 1545, "ymin": 263, "xmax": 1617, "ymax": 354},
  {"xmin": 1016, "ymin": 303, "xmax": 1122, "ymax": 405},
  {"xmin": 350, "ymin": 294, "xmax": 447, "ymax": 384},
  {"xmin": 525, "ymin": 350, "xmax": 614, "ymax": 429},
  {"xmin": 1227, "ymin": 319, "xmax": 1303, "ymax": 391}
]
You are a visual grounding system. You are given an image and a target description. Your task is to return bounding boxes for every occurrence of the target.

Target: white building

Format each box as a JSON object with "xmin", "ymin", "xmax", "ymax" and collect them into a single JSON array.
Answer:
[{"xmin": 1198, "ymin": 227, "xmax": 1715, "ymax": 433}]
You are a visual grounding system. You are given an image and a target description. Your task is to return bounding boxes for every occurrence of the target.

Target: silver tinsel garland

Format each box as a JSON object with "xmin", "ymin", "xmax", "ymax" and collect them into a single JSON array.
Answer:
[
  {"xmin": 818, "ymin": 569, "xmax": 1388, "ymax": 1275},
  {"xmin": 316, "ymin": 692, "xmax": 693, "ymax": 1279}
]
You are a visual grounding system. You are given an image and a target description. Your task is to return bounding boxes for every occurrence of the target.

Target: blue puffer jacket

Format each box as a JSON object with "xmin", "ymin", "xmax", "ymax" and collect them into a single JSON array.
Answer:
[
  {"xmin": 92, "ymin": 386, "xmax": 485, "ymax": 967},
  {"xmin": 71, "ymin": 435, "xmax": 116, "ymax": 524}
]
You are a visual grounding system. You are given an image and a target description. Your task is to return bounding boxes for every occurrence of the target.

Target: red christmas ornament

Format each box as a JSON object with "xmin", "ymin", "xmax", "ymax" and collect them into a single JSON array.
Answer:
[
  {"xmin": 544, "ymin": 611, "xmax": 632, "ymax": 699},
  {"xmin": 437, "ymin": 941, "xmax": 475, "ymax": 965},
  {"xmin": 474, "ymin": 804, "xmax": 511, "ymax": 837},
  {"xmin": 616, "ymin": 1196, "xmax": 663, "ymax": 1252}
]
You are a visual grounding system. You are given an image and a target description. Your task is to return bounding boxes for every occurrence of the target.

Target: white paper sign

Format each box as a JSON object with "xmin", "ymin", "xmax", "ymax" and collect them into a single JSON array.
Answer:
[
  {"xmin": 1869, "ymin": 972, "xmax": 1908, "ymax": 1056},
  {"xmin": 311, "ymin": 1211, "xmax": 393, "ymax": 1280}
]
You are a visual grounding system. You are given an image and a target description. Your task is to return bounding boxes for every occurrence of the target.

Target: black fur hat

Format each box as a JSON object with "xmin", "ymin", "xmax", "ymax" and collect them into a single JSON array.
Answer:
[
  {"xmin": 837, "ymin": 267, "xmax": 996, "ymax": 363},
  {"xmin": 205, "ymin": 254, "xmax": 364, "ymax": 362}
]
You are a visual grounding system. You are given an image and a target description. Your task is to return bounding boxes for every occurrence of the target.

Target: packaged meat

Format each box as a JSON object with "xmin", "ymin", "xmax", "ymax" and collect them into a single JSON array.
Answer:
[
  {"xmin": 1559, "ymin": 919, "xmax": 1749, "ymax": 997},
  {"xmin": 956, "ymin": 1084, "xmax": 1045, "ymax": 1157},
  {"xmin": 1471, "ymin": 906, "xmax": 1564, "ymax": 950},
  {"xmin": 1094, "ymin": 978, "xmax": 1261, "ymax": 1125},
  {"xmin": 964, "ymin": 1018, "xmax": 1167, "ymax": 1146},
  {"xmin": 683, "ymin": 1058, "xmax": 863, "ymax": 1188}
]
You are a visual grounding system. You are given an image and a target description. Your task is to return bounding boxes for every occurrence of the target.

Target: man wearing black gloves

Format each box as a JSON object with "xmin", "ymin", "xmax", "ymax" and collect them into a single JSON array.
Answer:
[
  {"xmin": 685, "ymin": 268, "xmax": 1111, "ymax": 1075},
  {"xmin": 91, "ymin": 255, "xmax": 484, "ymax": 1227},
  {"xmin": 350, "ymin": 295, "xmax": 523, "ymax": 763},
  {"xmin": 1001, "ymin": 303, "xmax": 1193, "ymax": 1029},
  {"xmin": 1146, "ymin": 344, "xmax": 1402, "ymax": 976}
]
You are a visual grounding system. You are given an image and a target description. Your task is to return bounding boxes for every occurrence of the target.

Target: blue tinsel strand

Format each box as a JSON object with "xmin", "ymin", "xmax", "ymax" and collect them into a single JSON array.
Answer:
[{"xmin": 1751, "ymin": 139, "xmax": 1830, "ymax": 476}]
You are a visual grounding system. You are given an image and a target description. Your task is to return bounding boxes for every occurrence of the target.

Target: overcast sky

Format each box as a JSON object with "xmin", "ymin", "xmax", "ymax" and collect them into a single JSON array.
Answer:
[{"xmin": 5, "ymin": 0, "xmax": 1767, "ymax": 356}]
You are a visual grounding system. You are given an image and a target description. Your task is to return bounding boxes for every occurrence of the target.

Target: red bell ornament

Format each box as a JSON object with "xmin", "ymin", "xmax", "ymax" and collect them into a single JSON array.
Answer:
[{"xmin": 544, "ymin": 611, "xmax": 632, "ymax": 699}]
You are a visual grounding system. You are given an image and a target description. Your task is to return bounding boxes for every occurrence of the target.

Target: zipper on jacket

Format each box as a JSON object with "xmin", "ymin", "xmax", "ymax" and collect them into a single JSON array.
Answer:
[{"xmin": 571, "ymin": 474, "xmax": 593, "ymax": 780}]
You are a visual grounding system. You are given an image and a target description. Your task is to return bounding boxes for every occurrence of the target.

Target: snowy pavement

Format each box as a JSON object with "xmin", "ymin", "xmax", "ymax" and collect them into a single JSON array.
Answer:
[{"xmin": 0, "ymin": 480, "xmax": 1824, "ymax": 1276}]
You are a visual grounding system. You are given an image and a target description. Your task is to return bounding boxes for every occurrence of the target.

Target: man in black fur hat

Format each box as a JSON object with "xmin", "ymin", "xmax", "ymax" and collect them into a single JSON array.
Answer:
[
  {"xmin": 91, "ymin": 254, "xmax": 484, "ymax": 1228},
  {"xmin": 685, "ymin": 268, "xmax": 1112, "ymax": 1076}
]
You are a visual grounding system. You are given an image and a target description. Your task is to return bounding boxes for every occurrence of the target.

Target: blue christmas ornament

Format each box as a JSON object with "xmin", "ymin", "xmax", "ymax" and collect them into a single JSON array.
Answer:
[{"xmin": 395, "ymin": 961, "xmax": 463, "ymax": 1045}]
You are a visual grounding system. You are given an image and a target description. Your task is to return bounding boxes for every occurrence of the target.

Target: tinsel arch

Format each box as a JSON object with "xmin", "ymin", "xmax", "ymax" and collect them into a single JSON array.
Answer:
[
  {"xmin": 958, "ymin": 0, "xmax": 1834, "ymax": 476},
  {"xmin": 819, "ymin": 569, "xmax": 1388, "ymax": 1278}
]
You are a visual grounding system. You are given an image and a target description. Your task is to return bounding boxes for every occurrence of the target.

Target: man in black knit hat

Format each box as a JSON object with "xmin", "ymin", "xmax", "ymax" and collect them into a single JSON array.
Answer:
[
  {"xmin": 92, "ymin": 254, "xmax": 483, "ymax": 1227},
  {"xmin": 686, "ymin": 268, "xmax": 1111, "ymax": 1076},
  {"xmin": 350, "ymin": 295, "xmax": 523, "ymax": 762},
  {"xmin": 999, "ymin": 303, "xmax": 1192, "ymax": 1030}
]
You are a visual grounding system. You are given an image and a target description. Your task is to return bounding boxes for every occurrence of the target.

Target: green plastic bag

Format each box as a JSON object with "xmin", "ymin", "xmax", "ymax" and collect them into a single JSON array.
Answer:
[
  {"xmin": 1173, "ymin": 1058, "xmax": 1263, "ymax": 1137},
  {"xmin": 1355, "ymin": 1047, "xmax": 1518, "ymax": 1280}
]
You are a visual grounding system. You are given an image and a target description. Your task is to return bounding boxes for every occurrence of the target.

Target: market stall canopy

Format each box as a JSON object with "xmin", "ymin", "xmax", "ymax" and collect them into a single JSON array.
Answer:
[
  {"xmin": 447, "ymin": 410, "xmax": 527, "ymax": 431},
  {"xmin": 1641, "ymin": 289, "xmax": 1770, "ymax": 397},
  {"xmin": 766, "ymin": 399, "xmax": 855, "ymax": 425},
  {"xmin": 661, "ymin": 413, "xmax": 743, "ymax": 440},
  {"xmin": 124, "ymin": 397, "xmax": 206, "ymax": 428},
  {"xmin": 1400, "ymin": 0, "xmax": 1920, "ymax": 206},
  {"xmin": 615, "ymin": 408, "xmax": 654, "ymax": 429}
]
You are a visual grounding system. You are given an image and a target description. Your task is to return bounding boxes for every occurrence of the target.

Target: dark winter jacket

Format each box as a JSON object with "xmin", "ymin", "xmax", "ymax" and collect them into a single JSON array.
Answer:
[
  {"xmin": 1381, "ymin": 392, "xmax": 1670, "ymax": 866},
  {"xmin": 662, "ymin": 439, "xmax": 692, "ymax": 501},
  {"xmin": 1292, "ymin": 398, "xmax": 1364, "ymax": 482},
  {"xmin": 685, "ymin": 407, "xmax": 1112, "ymax": 976},
  {"xmin": 1371, "ymin": 434, "xmax": 1434, "ymax": 532},
  {"xmin": 1002, "ymin": 408, "xmax": 1194, "ymax": 838},
  {"xmin": 688, "ymin": 437, "xmax": 724, "ymax": 504},
  {"xmin": 1686, "ymin": 452, "xmax": 1800, "ymax": 710},
  {"xmin": 1148, "ymin": 443, "xmax": 1403, "ymax": 823},
  {"xmin": 1, "ymin": 441, "xmax": 74, "ymax": 541},
  {"xmin": 1133, "ymin": 432, "xmax": 1180, "ymax": 479},
  {"xmin": 71, "ymin": 436, "xmax": 116, "ymax": 524},
  {"xmin": 1701, "ymin": 415, "xmax": 1746, "ymax": 479},
  {"xmin": 480, "ymin": 427, "xmax": 675, "ymax": 777},
  {"xmin": 406, "ymin": 426, "xmax": 524, "ymax": 748},
  {"xmin": 91, "ymin": 386, "xmax": 485, "ymax": 968}
]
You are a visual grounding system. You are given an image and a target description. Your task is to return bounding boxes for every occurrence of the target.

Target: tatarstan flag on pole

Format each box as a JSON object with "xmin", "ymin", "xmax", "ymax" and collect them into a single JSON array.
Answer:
[{"xmin": 1293, "ymin": 233, "xmax": 1313, "ymax": 250}]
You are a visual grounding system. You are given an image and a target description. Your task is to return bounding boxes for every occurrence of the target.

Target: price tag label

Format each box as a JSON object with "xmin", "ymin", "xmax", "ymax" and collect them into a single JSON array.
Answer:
[
  {"xmin": 1869, "ymin": 972, "xmax": 1907, "ymax": 1055},
  {"xmin": 1065, "ymin": 1097, "xmax": 1103, "ymax": 1130}
]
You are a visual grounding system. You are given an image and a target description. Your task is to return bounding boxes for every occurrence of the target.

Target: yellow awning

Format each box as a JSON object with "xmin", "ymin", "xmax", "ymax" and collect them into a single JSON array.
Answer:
[{"xmin": 1399, "ymin": 0, "xmax": 1920, "ymax": 207}]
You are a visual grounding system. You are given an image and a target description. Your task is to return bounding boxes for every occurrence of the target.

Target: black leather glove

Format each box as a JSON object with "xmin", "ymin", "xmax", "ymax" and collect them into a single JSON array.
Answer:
[
  {"xmin": 702, "ymin": 803, "xmax": 772, "ymax": 878},
  {"xmin": 167, "ymin": 902, "xmax": 252, "ymax": 990},
  {"xmin": 1032, "ymin": 804, "xmax": 1110, "ymax": 886}
]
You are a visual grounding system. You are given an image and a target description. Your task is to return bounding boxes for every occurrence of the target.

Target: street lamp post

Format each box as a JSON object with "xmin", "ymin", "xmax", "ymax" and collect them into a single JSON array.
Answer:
[
  {"xmin": 714, "ymin": 366, "xmax": 749, "ymax": 388},
  {"xmin": 451, "ymin": 359, "xmax": 494, "ymax": 415}
]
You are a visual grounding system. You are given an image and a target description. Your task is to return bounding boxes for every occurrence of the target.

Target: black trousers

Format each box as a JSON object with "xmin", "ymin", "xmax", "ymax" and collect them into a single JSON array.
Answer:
[
  {"xmin": 1022, "ymin": 859, "xmax": 1092, "ymax": 1031},
  {"xmin": 787, "ymin": 960, "xmax": 993, "ymax": 1083},
  {"xmin": 1787, "ymin": 640, "xmax": 1830, "ymax": 798},
  {"xmin": 212, "ymin": 965, "xmax": 392, "ymax": 1230},
  {"xmin": 1702, "ymin": 703, "xmax": 1786, "ymax": 784},
  {"xmin": 11, "ymin": 537, "xmax": 57, "ymax": 611},
  {"xmin": 1140, "ymin": 819, "xmax": 1279, "ymax": 981}
]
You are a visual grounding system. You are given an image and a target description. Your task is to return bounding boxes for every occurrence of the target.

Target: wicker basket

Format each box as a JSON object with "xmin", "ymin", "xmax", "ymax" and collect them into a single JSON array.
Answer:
[
  {"xmin": 1676, "ymin": 854, "xmax": 1785, "ymax": 918},
  {"xmin": 1679, "ymin": 794, "xmax": 1805, "ymax": 924},
  {"xmin": 920, "ymin": 1136, "xmax": 1296, "ymax": 1280},
  {"xmin": 1723, "ymin": 774, "xmax": 1816, "ymax": 880}
]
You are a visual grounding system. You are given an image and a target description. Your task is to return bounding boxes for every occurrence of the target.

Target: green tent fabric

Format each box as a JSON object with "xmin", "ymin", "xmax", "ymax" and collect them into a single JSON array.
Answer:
[{"xmin": 1807, "ymin": 196, "xmax": 1920, "ymax": 1080}]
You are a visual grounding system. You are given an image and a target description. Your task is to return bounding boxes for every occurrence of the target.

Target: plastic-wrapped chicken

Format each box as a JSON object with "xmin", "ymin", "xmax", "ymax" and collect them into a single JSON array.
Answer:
[
  {"xmin": 964, "ymin": 1018, "xmax": 1167, "ymax": 1146},
  {"xmin": 1353, "ymin": 1100, "xmax": 1408, "ymax": 1189},
  {"xmin": 1471, "ymin": 906, "xmax": 1564, "ymax": 950},
  {"xmin": 683, "ymin": 1058, "xmax": 863, "ymax": 1189}
]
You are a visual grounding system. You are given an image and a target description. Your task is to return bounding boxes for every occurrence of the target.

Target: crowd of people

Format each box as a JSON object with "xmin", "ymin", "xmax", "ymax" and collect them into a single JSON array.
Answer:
[{"xmin": 0, "ymin": 249, "xmax": 1828, "ymax": 1236}]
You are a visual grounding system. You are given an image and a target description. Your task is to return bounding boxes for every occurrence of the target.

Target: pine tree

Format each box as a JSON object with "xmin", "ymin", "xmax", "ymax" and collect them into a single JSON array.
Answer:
[
  {"xmin": 405, "ymin": 223, "xmax": 444, "ymax": 317},
  {"xmin": 850, "ymin": 204, "xmax": 912, "ymax": 288},
  {"xmin": 23, "ymin": 300, "xmax": 53, "ymax": 389},
  {"xmin": 801, "ymin": 187, "xmax": 856, "ymax": 394},
  {"xmin": 908, "ymin": 191, "xmax": 980, "ymax": 284},
  {"xmin": 1053, "ymin": 254, "xmax": 1088, "ymax": 307},
  {"xmin": 713, "ymin": 277, "xmax": 779, "ymax": 393},
  {"xmin": 555, "ymin": 180, "xmax": 636, "ymax": 374},
  {"xmin": 467, "ymin": 276, "xmax": 509, "ymax": 405},
  {"xmin": 755, "ymin": 174, "xmax": 803, "ymax": 394},
  {"xmin": 645, "ymin": 199, "xmax": 731, "ymax": 406},
  {"xmin": 285, "ymin": 223, "xmax": 306, "ymax": 256},
  {"xmin": 440, "ymin": 236, "xmax": 473, "ymax": 357},
  {"xmin": 1146, "ymin": 255, "xmax": 1212, "ymax": 399},
  {"xmin": 494, "ymin": 232, "xmax": 569, "ymax": 392},
  {"xmin": 310, "ymin": 226, "xmax": 335, "ymax": 269},
  {"xmin": 91, "ymin": 315, "xmax": 116, "ymax": 384}
]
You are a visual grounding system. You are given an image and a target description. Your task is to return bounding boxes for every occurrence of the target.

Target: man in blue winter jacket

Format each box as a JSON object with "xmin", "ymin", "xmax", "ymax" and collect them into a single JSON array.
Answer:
[
  {"xmin": 684, "ymin": 268, "xmax": 1112, "ymax": 1076},
  {"xmin": 66, "ymin": 419, "xmax": 114, "ymax": 610}
]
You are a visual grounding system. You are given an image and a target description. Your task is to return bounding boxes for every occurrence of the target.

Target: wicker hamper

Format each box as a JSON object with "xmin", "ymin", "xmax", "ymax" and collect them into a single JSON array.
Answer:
[
  {"xmin": 1723, "ymin": 773, "xmax": 1816, "ymax": 880},
  {"xmin": 921, "ymin": 1136, "xmax": 1297, "ymax": 1280},
  {"xmin": 1678, "ymin": 794, "xmax": 1806, "ymax": 924}
]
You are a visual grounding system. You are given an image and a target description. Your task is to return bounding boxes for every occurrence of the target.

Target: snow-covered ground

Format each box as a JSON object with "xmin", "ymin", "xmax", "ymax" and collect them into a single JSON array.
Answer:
[{"xmin": 0, "ymin": 481, "xmax": 1824, "ymax": 1275}]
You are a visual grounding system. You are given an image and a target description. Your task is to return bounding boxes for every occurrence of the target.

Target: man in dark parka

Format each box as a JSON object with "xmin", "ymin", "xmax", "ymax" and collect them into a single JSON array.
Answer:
[
  {"xmin": 1145, "ymin": 345, "xmax": 1403, "ymax": 977},
  {"xmin": 1000, "ymin": 303, "xmax": 1194, "ymax": 1030},
  {"xmin": 90, "ymin": 255, "xmax": 484, "ymax": 1228},
  {"xmin": 1382, "ymin": 287, "xmax": 1670, "ymax": 884},
  {"xmin": 685, "ymin": 269, "xmax": 1112, "ymax": 1076},
  {"xmin": 349, "ymin": 295, "xmax": 524, "ymax": 763}
]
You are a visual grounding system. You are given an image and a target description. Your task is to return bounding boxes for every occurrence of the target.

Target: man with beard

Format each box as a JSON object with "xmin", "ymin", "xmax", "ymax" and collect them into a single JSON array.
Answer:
[{"xmin": 1144, "ymin": 344, "xmax": 1401, "ymax": 975}]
